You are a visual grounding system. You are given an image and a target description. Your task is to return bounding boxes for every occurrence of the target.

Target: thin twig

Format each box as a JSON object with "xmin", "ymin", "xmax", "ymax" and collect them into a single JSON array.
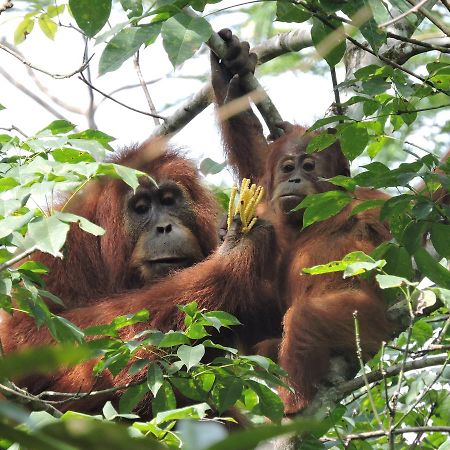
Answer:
[
  {"xmin": 353, "ymin": 312, "xmax": 385, "ymax": 429},
  {"xmin": 330, "ymin": 67, "xmax": 343, "ymax": 116},
  {"xmin": 133, "ymin": 51, "xmax": 160, "ymax": 126},
  {"xmin": 0, "ymin": 383, "xmax": 62, "ymax": 417},
  {"xmin": 0, "ymin": 66, "xmax": 71, "ymax": 121},
  {"xmin": 78, "ymin": 73, "xmax": 166, "ymax": 120},
  {"xmin": 0, "ymin": 125, "xmax": 28, "ymax": 138},
  {"xmin": 0, "ymin": 42, "xmax": 93, "ymax": 79},
  {"xmin": 405, "ymin": 0, "xmax": 450, "ymax": 37},
  {"xmin": 379, "ymin": 0, "xmax": 431, "ymax": 28},
  {"xmin": 83, "ymin": 38, "xmax": 97, "ymax": 130},
  {"xmin": 0, "ymin": 247, "xmax": 37, "ymax": 272},
  {"xmin": 387, "ymin": 31, "xmax": 450, "ymax": 53}
]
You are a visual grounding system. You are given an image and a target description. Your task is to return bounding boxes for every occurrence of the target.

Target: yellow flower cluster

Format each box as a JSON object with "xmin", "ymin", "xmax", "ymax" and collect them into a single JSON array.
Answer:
[{"xmin": 227, "ymin": 178, "xmax": 265, "ymax": 233}]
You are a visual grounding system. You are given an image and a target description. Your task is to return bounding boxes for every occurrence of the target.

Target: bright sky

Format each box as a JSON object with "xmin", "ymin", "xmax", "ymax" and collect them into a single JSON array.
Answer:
[
  {"xmin": 0, "ymin": 4, "xmax": 338, "ymax": 185},
  {"xmin": 0, "ymin": 3, "xmax": 447, "ymax": 187}
]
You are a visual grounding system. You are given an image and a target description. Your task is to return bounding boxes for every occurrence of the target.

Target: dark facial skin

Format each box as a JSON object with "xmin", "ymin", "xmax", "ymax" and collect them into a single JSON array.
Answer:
[
  {"xmin": 126, "ymin": 180, "xmax": 204, "ymax": 284},
  {"xmin": 271, "ymin": 134, "xmax": 349, "ymax": 222}
]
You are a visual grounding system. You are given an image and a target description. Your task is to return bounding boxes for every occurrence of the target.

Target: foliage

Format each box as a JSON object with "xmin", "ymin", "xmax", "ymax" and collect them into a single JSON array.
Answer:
[{"xmin": 1, "ymin": 0, "xmax": 450, "ymax": 448}]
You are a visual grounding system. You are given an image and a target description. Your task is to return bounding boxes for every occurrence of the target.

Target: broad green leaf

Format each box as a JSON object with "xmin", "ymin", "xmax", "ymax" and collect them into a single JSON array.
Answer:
[
  {"xmin": 0, "ymin": 177, "xmax": 19, "ymax": 192},
  {"xmin": 0, "ymin": 103, "xmax": 4, "ymax": 110},
  {"xmin": 414, "ymin": 248, "xmax": 450, "ymax": 289},
  {"xmin": 38, "ymin": 15, "xmax": 57, "ymax": 40},
  {"xmin": 147, "ymin": 361, "xmax": 164, "ymax": 396},
  {"xmin": 350, "ymin": 199, "xmax": 385, "ymax": 216},
  {"xmin": 431, "ymin": 223, "xmax": 450, "ymax": 258},
  {"xmin": 376, "ymin": 274, "xmax": 411, "ymax": 289},
  {"xmin": 305, "ymin": 132, "xmax": 336, "ymax": 154},
  {"xmin": 247, "ymin": 381, "xmax": 284, "ymax": 422},
  {"xmin": 308, "ymin": 115, "xmax": 349, "ymax": 132},
  {"xmin": 200, "ymin": 157, "xmax": 227, "ymax": 175},
  {"xmin": 171, "ymin": 374, "xmax": 213, "ymax": 401},
  {"xmin": 99, "ymin": 25, "xmax": 161, "ymax": 75},
  {"xmin": 311, "ymin": 16, "xmax": 345, "ymax": 67},
  {"xmin": 204, "ymin": 310, "xmax": 241, "ymax": 328},
  {"xmin": 177, "ymin": 344, "xmax": 205, "ymax": 371},
  {"xmin": 294, "ymin": 190, "xmax": 352, "ymax": 228},
  {"xmin": 212, "ymin": 378, "xmax": 243, "ymax": 414},
  {"xmin": 327, "ymin": 175, "xmax": 357, "ymax": 191},
  {"xmin": 120, "ymin": 0, "xmax": 143, "ymax": 18},
  {"xmin": 152, "ymin": 381, "xmax": 176, "ymax": 416},
  {"xmin": 342, "ymin": 0, "xmax": 386, "ymax": 52},
  {"xmin": 339, "ymin": 124, "xmax": 369, "ymax": 160},
  {"xmin": 402, "ymin": 221, "xmax": 428, "ymax": 254},
  {"xmin": 69, "ymin": 129, "xmax": 115, "ymax": 148},
  {"xmin": 69, "ymin": 0, "xmax": 112, "ymax": 37},
  {"xmin": 158, "ymin": 330, "xmax": 190, "ymax": 347},
  {"xmin": 0, "ymin": 212, "xmax": 35, "ymax": 239},
  {"xmin": 155, "ymin": 403, "xmax": 210, "ymax": 424},
  {"xmin": 47, "ymin": 4, "xmax": 65, "ymax": 18},
  {"xmin": 14, "ymin": 17, "xmax": 35, "ymax": 45},
  {"xmin": 0, "ymin": 345, "xmax": 91, "ymax": 379},
  {"xmin": 119, "ymin": 383, "xmax": 150, "ymax": 413},
  {"xmin": 57, "ymin": 212, "xmax": 105, "ymax": 236},
  {"xmin": 103, "ymin": 401, "xmax": 118, "ymax": 420},
  {"xmin": 39, "ymin": 120, "xmax": 75, "ymax": 135},
  {"xmin": 161, "ymin": 12, "xmax": 213, "ymax": 67},
  {"xmin": 303, "ymin": 251, "xmax": 382, "ymax": 275},
  {"xmin": 276, "ymin": 1, "xmax": 310, "ymax": 23},
  {"xmin": 24, "ymin": 216, "xmax": 70, "ymax": 257}
]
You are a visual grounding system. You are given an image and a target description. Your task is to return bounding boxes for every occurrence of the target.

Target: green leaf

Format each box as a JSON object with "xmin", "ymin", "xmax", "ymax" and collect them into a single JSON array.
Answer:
[
  {"xmin": 24, "ymin": 216, "xmax": 71, "ymax": 257},
  {"xmin": 158, "ymin": 330, "xmax": 190, "ymax": 347},
  {"xmin": 350, "ymin": 199, "xmax": 385, "ymax": 216},
  {"xmin": 0, "ymin": 103, "xmax": 4, "ymax": 110},
  {"xmin": 199, "ymin": 157, "xmax": 227, "ymax": 175},
  {"xmin": 14, "ymin": 17, "xmax": 35, "ymax": 45},
  {"xmin": 376, "ymin": 274, "xmax": 411, "ymax": 289},
  {"xmin": 431, "ymin": 223, "xmax": 450, "ymax": 258},
  {"xmin": 152, "ymin": 381, "xmax": 176, "ymax": 416},
  {"xmin": 212, "ymin": 378, "xmax": 244, "ymax": 414},
  {"xmin": 339, "ymin": 124, "xmax": 369, "ymax": 160},
  {"xmin": 305, "ymin": 132, "xmax": 336, "ymax": 154},
  {"xmin": 0, "ymin": 345, "xmax": 91, "ymax": 379},
  {"xmin": 342, "ymin": 0, "xmax": 386, "ymax": 52},
  {"xmin": 119, "ymin": 383, "xmax": 150, "ymax": 413},
  {"xmin": 276, "ymin": 1, "xmax": 310, "ymax": 23},
  {"xmin": 0, "ymin": 177, "xmax": 20, "ymax": 192},
  {"xmin": 147, "ymin": 362, "xmax": 164, "ymax": 396},
  {"xmin": 295, "ymin": 190, "xmax": 352, "ymax": 228},
  {"xmin": 155, "ymin": 403, "xmax": 210, "ymax": 424},
  {"xmin": 39, "ymin": 120, "xmax": 76, "ymax": 135},
  {"xmin": 47, "ymin": 4, "xmax": 65, "ymax": 18},
  {"xmin": 402, "ymin": 221, "xmax": 428, "ymax": 254},
  {"xmin": 311, "ymin": 16, "xmax": 345, "ymax": 67},
  {"xmin": 57, "ymin": 212, "xmax": 105, "ymax": 236},
  {"xmin": 120, "ymin": 0, "xmax": 143, "ymax": 18},
  {"xmin": 99, "ymin": 25, "xmax": 161, "ymax": 75},
  {"xmin": 303, "ymin": 251, "xmax": 382, "ymax": 275},
  {"xmin": 414, "ymin": 248, "xmax": 450, "ymax": 289},
  {"xmin": 177, "ymin": 344, "xmax": 205, "ymax": 371},
  {"xmin": 38, "ymin": 15, "xmax": 58, "ymax": 40},
  {"xmin": 327, "ymin": 175, "xmax": 356, "ymax": 191},
  {"xmin": 161, "ymin": 12, "xmax": 213, "ymax": 67},
  {"xmin": 247, "ymin": 381, "xmax": 284, "ymax": 422},
  {"xmin": 204, "ymin": 310, "xmax": 241, "ymax": 328},
  {"xmin": 69, "ymin": 0, "xmax": 112, "ymax": 37}
]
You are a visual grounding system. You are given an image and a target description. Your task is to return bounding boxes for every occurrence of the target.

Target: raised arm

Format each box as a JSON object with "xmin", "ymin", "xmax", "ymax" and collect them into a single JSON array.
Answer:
[{"xmin": 211, "ymin": 29, "xmax": 269, "ymax": 182}]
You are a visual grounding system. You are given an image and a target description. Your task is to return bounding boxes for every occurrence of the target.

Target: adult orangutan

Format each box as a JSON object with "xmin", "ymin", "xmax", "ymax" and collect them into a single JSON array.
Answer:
[
  {"xmin": 211, "ymin": 29, "xmax": 393, "ymax": 413},
  {"xmin": 22, "ymin": 139, "xmax": 220, "ymax": 312}
]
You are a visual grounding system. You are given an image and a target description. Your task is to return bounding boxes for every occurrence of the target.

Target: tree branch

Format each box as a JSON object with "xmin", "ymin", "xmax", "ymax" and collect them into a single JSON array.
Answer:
[{"xmin": 0, "ymin": 42, "xmax": 93, "ymax": 79}]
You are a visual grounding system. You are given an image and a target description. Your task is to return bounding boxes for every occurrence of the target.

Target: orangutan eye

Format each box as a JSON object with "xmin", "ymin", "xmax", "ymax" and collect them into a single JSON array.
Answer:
[
  {"xmin": 282, "ymin": 160, "xmax": 295, "ymax": 173},
  {"xmin": 131, "ymin": 195, "xmax": 151, "ymax": 214},
  {"xmin": 302, "ymin": 159, "xmax": 315, "ymax": 172}
]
